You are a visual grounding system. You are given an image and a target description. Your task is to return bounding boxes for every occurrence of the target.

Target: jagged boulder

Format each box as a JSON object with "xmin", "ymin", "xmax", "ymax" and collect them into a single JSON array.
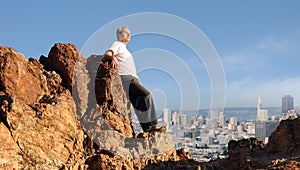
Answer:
[
  {"xmin": 94, "ymin": 58, "xmax": 133, "ymax": 137},
  {"xmin": 227, "ymin": 138, "xmax": 266, "ymax": 169},
  {"xmin": 40, "ymin": 43, "xmax": 79, "ymax": 92},
  {"xmin": 266, "ymin": 117, "xmax": 300, "ymax": 153},
  {"xmin": 0, "ymin": 47, "xmax": 46, "ymax": 105},
  {"xmin": 72, "ymin": 52, "xmax": 90, "ymax": 118},
  {"xmin": 74, "ymin": 54, "xmax": 135, "ymax": 152},
  {"xmin": 0, "ymin": 46, "xmax": 85, "ymax": 169}
]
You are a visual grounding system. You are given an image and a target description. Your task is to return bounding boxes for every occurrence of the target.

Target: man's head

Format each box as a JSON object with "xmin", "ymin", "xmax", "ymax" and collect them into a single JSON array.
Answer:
[{"xmin": 116, "ymin": 26, "xmax": 130, "ymax": 44}]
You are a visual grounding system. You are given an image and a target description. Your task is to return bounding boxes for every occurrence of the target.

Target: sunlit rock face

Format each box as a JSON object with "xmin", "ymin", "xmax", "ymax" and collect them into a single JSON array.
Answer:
[{"xmin": 0, "ymin": 45, "xmax": 84, "ymax": 169}]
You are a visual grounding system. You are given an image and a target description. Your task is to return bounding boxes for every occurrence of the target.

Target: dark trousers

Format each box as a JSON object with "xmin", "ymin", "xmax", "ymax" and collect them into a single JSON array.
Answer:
[{"xmin": 120, "ymin": 75, "xmax": 157, "ymax": 131}]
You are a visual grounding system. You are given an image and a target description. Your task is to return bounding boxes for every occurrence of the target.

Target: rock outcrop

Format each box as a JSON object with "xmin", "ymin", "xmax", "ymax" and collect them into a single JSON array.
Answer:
[
  {"xmin": 94, "ymin": 57, "xmax": 134, "ymax": 137},
  {"xmin": 0, "ymin": 44, "xmax": 200, "ymax": 169},
  {"xmin": 79, "ymin": 54, "xmax": 198, "ymax": 169},
  {"xmin": 1, "ymin": 43, "xmax": 300, "ymax": 170},
  {"xmin": 266, "ymin": 116, "xmax": 300, "ymax": 154},
  {"xmin": 0, "ymin": 46, "xmax": 84, "ymax": 169}
]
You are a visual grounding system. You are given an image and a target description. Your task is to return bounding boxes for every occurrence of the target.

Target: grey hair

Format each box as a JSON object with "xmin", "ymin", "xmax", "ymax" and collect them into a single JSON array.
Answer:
[{"xmin": 116, "ymin": 26, "xmax": 130, "ymax": 40}]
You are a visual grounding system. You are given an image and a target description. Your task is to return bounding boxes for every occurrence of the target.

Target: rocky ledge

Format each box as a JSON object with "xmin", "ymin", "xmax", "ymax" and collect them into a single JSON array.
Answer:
[{"xmin": 0, "ymin": 44, "xmax": 299, "ymax": 170}]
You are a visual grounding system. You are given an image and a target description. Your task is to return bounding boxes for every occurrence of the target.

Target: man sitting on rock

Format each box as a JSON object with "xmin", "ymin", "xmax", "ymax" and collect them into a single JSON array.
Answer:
[{"xmin": 102, "ymin": 26, "xmax": 165, "ymax": 133}]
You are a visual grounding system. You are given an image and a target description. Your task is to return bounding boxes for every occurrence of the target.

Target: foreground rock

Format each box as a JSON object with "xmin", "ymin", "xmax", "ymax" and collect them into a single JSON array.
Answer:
[
  {"xmin": 0, "ymin": 44, "xmax": 200, "ymax": 169},
  {"xmin": 0, "ymin": 46, "xmax": 85, "ymax": 169}
]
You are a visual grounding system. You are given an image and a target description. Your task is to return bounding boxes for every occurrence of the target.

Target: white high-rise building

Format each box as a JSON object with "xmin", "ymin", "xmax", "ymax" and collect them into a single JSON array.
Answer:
[
  {"xmin": 229, "ymin": 117, "xmax": 237, "ymax": 126},
  {"xmin": 163, "ymin": 108, "xmax": 171, "ymax": 127},
  {"xmin": 257, "ymin": 96, "xmax": 262, "ymax": 111},
  {"xmin": 256, "ymin": 96, "xmax": 268, "ymax": 121},
  {"xmin": 228, "ymin": 117, "xmax": 237, "ymax": 131},
  {"xmin": 171, "ymin": 111, "xmax": 177, "ymax": 126},
  {"xmin": 219, "ymin": 112, "xmax": 226, "ymax": 127}
]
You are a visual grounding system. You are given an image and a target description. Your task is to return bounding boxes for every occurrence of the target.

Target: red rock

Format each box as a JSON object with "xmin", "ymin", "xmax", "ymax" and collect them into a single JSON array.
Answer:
[
  {"xmin": 47, "ymin": 43, "xmax": 80, "ymax": 91},
  {"xmin": 0, "ymin": 45, "xmax": 84, "ymax": 169},
  {"xmin": 266, "ymin": 117, "xmax": 300, "ymax": 153},
  {"xmin": 0, "ymin": 46, "xmax": 46, "ymax": 105},
  {"xmin": 0, "ymin": 122, "xmax": 23, "ymax": 169}
]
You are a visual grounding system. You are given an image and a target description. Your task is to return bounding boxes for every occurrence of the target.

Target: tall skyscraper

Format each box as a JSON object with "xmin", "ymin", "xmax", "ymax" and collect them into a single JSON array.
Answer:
[
  {"xmin": 282, "ymin": 95, "xmax": 294, "ymax": 113},
  {"xmin": 163, "ymin": 108, "xmax": 171, "ymax": 127},
  {"xmin": 257, "ymin": 96, "xmax": 268, "ymax": 121},
  {"xmin": 218, "ymin": 112, "xmax": 226, "ymax": 127},
  {"xmin": 257, "ymin": 96, "xmax": 262, "ymax": 111}
]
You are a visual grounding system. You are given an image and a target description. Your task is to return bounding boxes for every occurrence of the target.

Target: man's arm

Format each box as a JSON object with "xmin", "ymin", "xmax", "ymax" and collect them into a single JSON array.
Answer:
[{"xmin": 103, "ymin": 50, "xmax": 119, "ymax": 69}]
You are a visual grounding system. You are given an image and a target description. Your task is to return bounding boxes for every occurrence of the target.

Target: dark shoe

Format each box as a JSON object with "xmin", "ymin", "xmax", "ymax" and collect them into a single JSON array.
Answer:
[{"xmin": 145, "ymin": 126, "xmax": 166, "ymax": 133}]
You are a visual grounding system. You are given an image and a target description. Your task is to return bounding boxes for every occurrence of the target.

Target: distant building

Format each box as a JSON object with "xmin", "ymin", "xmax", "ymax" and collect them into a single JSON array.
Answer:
[
  {"xmin": 196, "ymin": 115, "xmax": 205, "ymax": 127},
  {"xmin": 280, "ymin": 109, "xmax": 298, "ymax": 121},
  {"xmin": 163, "ymin": 108, "xmax": 171, "ymax": 127},
  {"xmin": 184, "ymin": 131, "xmax": 200, "ymax": 139},
  {"xmin": 244, "ymin": 121, "xmax": 255, "ymax": 134},
  {"xmin": 219, "ymin": 112, "xmax": 226, "ymax": 127},
  {"xmin": 255, "ymin": 121, "xmax": 280, "ymax": 143},
  {"xmin": 237, "ymin": 124, "xmax": 244, "ymax": 133},
  {"xmin": 171, "ymin": 111, "xmax": 178, "ymax": 126},
  {"xmin": 257, "ymin": 110, "xmax": 268, "ymax": 121},
  {"xmin": 229, "ymin": 117, "xmax": 237, "ymax": 126},
  {"xmin": 282, "ymin": 95, "xmax": 294, "ymax": 113},
  {"xmin": 207, "ymin": 109, "xmax": 219, "ymax": 127},
  {"xmin": 227, "ymin": 117, "xmax": 237, "ymax": 131},
  {"xmin": 257, "ymin": 96, "xmax": 268, "ymax": 121},
  {"xmin": 178, "ymin": 113, "xmax": 189, "ymax": 126}
]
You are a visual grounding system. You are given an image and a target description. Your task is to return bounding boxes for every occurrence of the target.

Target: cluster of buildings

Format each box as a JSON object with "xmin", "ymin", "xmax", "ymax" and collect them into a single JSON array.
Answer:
[{"xmin": 157, "ymin": 94, "xmax": 298, "ymax": 161}]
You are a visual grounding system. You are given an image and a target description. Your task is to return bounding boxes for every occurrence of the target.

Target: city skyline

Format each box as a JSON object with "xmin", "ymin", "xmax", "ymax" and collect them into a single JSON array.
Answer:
[{"xmin": 1, "ymin": 1, "xmax": 300, "ymax": 110}]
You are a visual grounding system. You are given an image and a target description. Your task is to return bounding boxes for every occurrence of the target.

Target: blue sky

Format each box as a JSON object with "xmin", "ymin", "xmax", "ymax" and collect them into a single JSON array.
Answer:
[{"xmin": 1, "ymin": 1, "xmax": 300, "ymax": 111}]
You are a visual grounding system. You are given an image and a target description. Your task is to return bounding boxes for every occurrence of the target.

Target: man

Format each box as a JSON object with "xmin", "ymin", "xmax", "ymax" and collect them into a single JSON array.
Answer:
[{"xmin": 102, "ymin": 26, "xmax": 165, "ymax": 133}]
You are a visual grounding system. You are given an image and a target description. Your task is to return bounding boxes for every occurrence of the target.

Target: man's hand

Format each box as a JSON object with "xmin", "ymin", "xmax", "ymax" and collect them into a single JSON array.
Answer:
[
  {"xmin": 103, "ymin": 50, "xmax": 119, "ymax": 69},
  {"xmin": 111, "ymin": 56, "xmax": 119, "ymax": 69}
]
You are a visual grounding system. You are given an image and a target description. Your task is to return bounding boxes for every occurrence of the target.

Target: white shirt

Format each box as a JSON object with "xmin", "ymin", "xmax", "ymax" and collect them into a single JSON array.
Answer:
[{"xmin": 109, "ymin": 41, "xmax": 139, "ymax": 79}]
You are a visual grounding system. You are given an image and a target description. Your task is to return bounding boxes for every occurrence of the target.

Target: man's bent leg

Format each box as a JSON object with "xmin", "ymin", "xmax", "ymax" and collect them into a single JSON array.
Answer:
[
  {"xmin": 134, "ymin": 95, "xmax": 158, "ymax": 131},
  {"xmin": 129, "ymin": 78, "xmax": 158, "ymax": 132}
]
